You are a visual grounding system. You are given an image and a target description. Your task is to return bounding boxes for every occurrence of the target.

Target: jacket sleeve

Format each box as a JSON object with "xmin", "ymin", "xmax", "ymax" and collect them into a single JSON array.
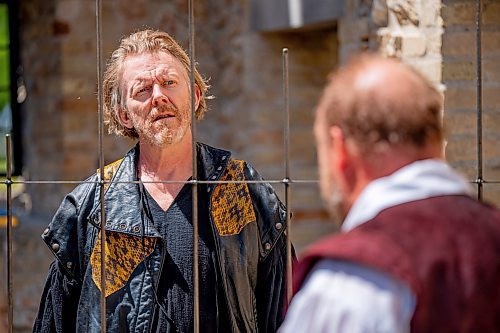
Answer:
[
  {"xmin": 33, "ymin": 180, "xmax": 95, "ymax": 333},
  {"xmin": 32, "ymin": 261, "xmax": 81, "ymax": 333},
  {"xmin": 244, "ymin": 164, "xmax": 296, "ymax": 332},
  {"xmin": 256, "ymin": 233, "xmax": 292, "ymax": 333}
]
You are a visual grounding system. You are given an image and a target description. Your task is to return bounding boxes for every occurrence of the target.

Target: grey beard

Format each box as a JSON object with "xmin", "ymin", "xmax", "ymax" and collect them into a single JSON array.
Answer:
[{"xmin": 326, "ymin": 189, "xmax": 347, "ymax": 227}]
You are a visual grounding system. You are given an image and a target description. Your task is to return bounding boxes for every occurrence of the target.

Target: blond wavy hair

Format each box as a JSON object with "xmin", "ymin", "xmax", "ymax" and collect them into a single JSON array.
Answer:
[{"xmin": 103, "ymin": 29, "xmax": 209, "ymax": 138}]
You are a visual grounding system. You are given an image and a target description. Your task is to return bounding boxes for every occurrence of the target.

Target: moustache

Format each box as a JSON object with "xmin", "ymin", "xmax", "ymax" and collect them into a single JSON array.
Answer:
[{"xmin": 149, "ymin": 105, "xmax": 179, "ymax": 122}]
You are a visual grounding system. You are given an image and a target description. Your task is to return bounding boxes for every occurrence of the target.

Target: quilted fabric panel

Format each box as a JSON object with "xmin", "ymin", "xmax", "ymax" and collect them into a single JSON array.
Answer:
[
  {"xmin": 211, "ymin": 159, "xmax": 256, "ymax": 236},
  {"xmin": 90, "ymin": 231, "xmax": 156, "ymax": 297}
]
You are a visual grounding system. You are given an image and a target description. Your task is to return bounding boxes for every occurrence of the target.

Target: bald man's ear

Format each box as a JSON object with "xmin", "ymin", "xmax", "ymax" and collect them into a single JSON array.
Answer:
[
  {"xmin": 329, "ymin": 126, "xmax": 350, "ymax": 172},
  {"xmin": 117, "ymin": 106, "xmax": 134, "ymax": 129}
]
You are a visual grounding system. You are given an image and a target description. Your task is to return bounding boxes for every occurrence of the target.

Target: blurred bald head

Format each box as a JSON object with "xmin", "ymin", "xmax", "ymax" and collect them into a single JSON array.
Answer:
[
  {"xmin": 314, "ymin": 54, "xmax": 445, "ymax": 221},
  {"xmin": 316, "ymin": 54, "xmax": 444, "ymax": 155}
]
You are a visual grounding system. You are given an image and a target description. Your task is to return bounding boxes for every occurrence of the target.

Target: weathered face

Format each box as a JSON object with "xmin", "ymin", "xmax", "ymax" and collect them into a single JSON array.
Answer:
[
  {"xmin": 119, "ymin": 51, "xmax": 199, "ymax": 148},
  {"xmin": 314, "ymin": 114, "xmax": 346, "ymax": 224}
]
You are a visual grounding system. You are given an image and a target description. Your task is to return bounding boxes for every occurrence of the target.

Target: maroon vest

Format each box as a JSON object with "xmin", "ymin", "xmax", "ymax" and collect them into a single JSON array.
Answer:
[{"xmin": 294, "ymin": 195, "xmax": 500, "ymax": 333}]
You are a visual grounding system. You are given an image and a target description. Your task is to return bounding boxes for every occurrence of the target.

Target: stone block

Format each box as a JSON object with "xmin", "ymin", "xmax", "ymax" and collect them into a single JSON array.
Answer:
[
  {"xmin": 442, "ymin": 31, "xmax": 475, "ymax": 57},
  {"xmin": 425, "ymin": 27, "xmax": 444, "ymax": 56},
  {"xmin": 63, "ymin": 153, "xmax": 97, "ymax": 179},
  {"xmin": 445, "ymin": 133, "xmax": 477, "ymax": 162},
  {"xmin": 446, "ymin": 157, "xmax": 478, "ymax": 181},
  {"xmin": 442, "ymin": 1, "xmax": 476, "ymax": 27},
  {"xmin": 0, "ymin": 220, "xmax": 54, "ymax": 332},
  {"xmin": 406, "ymin": 57, "xmax": 442, "ymax": 83},
  {"xmin": 339, "ymin": 43, "xmax": 367, "ymax": 65},
  {"xmin": 483, "ymin": 2, "xmax": 500, "ymax": 26},
  {"xmin": 484, "ymin": 184, "xmax": 500, "ymax": 207},
  {"xmin": 484, "ymin": 87, "xmax": 500, "ymax": 110},
  {"xmin": 55, "ymin": 1, "xmax": 94, "ymax": 21},
  {"xmin": 443, "ymin": 60, "xmax": 476, "ymax": 81},
  {"xmin": 483, "ymin": 58, "xmax": 500, "ymax": 84},
  {"xmin": 338, "ymin": 17, "xmax": 370, "ymax": 43},
  {"xmin": 444, "ymin": 31, "xmax": 500, "ymax": 58},
  {"xmin": 482, "ymin": 31, "xmax": 500, "ymax": 57},
  {"xmin": 444, "ymin": 86, "xmax": 476, "ymax": 110},
  {"xmin": 484, "ymin": 108, "xmax": 500, "ymax": 125},
  {"xmin": 401, "ymin": 33, "xmax": 427, "ymax": 57},
  {"xmin": 444, "ymin": 109, "xmax": 477, "ymax": 135},
  {"xmin": 483, "ymin": 135, "xmax": 500, "ymax": 162},
  {"xmin": 62, "ymin": 115, "xmax": 97, "ymax": 139},
  {"xmin": 291, "ymin": 219, "xmax": 338, "ymax": 255},
  {"xmin": 57, "ymin": 97, "xmax": 97, "ymax": 114},
  {"xmin": 61, "ymin": 77, "xmax": 95, "ymax": 97},
  {"xmin": 484, "ymin": 157, "xmax": 500, "ymax": 182},
  {"xmin": 420, "ymin": 0, "xmax": 443, "ymax": 27}
]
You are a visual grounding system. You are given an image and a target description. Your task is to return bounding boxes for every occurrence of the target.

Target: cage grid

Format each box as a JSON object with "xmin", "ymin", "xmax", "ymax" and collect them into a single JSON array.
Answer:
[{"xmin": 1, "ymin": 0, "xmax": 494, "ymax": 332}]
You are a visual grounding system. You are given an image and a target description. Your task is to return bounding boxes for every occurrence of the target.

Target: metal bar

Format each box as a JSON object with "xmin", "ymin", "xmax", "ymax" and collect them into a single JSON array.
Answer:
[
  {"xmin": 95, "ymin": 0, "xmax": 107, "ymax": 331},
  {"xmin": 476, "ymin": 0, "xmax": 483, "ymax": 200},
  {"xmin": 8, "ymin": 0, "xmax": 23, "ymax": 176},
  {"xmin": 282, "ymin": 48, "xmax": 293, "ymax": 304},
  {"xmin": 6, "ymin": 134, "xmax": 13, "ymax": 333},
  {"xmin": 188, "ymin": 0, "xmax": 200, "ymax": 332},
  {"xmin": 11, "ymin": 179, "xmax": 320, "ymax": 185}
]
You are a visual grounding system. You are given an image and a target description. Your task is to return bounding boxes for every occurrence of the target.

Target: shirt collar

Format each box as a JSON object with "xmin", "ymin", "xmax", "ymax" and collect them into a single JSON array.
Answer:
[{"xmin": 341, "ymin": 159, "xmax": 473, "ymax": 232}]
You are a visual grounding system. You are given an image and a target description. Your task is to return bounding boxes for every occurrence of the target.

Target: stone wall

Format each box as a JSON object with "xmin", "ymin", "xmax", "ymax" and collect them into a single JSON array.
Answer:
[
  {"xmin": 3, "ymin": 0, "xmax": 500, "ymax": 331},
  {"xmin": 442, "ymin": 0, "xmax": 500, "ymax": 203},
  {"xmin": 4, "ymin": 0, "xmax": 339, "ymax": 330},
  {"xmin": 20, "ymin": 0, "xmax": 338, "ymax": 227}
]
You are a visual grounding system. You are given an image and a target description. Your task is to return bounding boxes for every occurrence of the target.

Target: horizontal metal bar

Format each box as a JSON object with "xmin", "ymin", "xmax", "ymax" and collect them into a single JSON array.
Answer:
[
  {"xmin": 9, "ymin": 178, "xmax": 500, "ymax": 185},
  {"xmin": 3, "ymin": 179, "xmax": 321, "ymax": 185}
]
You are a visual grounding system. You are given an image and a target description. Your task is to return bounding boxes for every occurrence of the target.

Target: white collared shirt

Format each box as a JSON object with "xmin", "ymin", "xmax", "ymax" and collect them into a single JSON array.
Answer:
[{"xmin": 279, "ymin": 159, "xmax": 472, "ymax": 333}]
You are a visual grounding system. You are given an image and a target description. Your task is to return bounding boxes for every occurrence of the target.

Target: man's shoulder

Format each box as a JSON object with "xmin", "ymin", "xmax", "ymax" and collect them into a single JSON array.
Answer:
[
  {"xmin": 94, "ymin": 146, "xmax": 137, "ymax": 183},
  {"xmin": 371, "ymin": 195, "xmax": 500, "ymax": 230},
  {"xmin": 197, "ymin": 142, "xmax": 261, "ymax": 181},
  {"xmin": 197, "ymin": 141, "xmax": 231, "ymax": 156},
  {"xmin": 96, "ymin": 158, "xmax": 124, "ymax": 181}
]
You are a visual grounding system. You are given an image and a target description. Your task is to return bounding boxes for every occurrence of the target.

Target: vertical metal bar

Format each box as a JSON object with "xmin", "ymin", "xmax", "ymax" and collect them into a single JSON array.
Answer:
[
  {"xmin": 476, "ymin": 0, "xmax": 483, "ymax": 200},
  {"xmin": 95, "ymin": 0, "xmax": 107, "ymax": 331},
  {"xmin": 188, "ymin": 0, "xmax": 200, "ymax": 332},
  {"xmin": 282, "ymin": 48, "xmax": 293, "ymax": 304},
  {"xmin": 6, "ymin": 134, "xmax": 13, "ymax": 333}
]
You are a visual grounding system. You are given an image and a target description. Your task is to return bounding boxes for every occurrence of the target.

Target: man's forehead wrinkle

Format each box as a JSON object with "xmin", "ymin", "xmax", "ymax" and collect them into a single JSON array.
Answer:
[{"xmin": 133, "ymin": 68, "xmax": 178, "ymax": 81}]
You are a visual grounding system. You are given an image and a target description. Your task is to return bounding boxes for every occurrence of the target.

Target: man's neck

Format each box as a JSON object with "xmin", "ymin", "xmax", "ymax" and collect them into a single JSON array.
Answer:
[
  {"xmin": 138, "ymin": 135, "xmax": 194, "ymax": 182},
  {"xmin": 138, "ymin": 134, "xmax": 194, "ymax": 211}
]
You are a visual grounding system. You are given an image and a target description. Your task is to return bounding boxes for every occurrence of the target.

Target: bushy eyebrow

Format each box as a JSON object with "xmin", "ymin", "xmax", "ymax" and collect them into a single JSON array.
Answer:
[{"xmin": 131, "ymin": 74, "xmax": 153, "ymax": 84}]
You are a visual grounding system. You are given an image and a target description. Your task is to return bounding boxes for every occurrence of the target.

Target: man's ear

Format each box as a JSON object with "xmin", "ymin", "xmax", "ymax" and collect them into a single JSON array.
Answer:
[
  {"xmin": 329, "ymin": 126, "xmax": 350, "ymax": 172},
  {"xmin": 117, "ymin": 107, "xmax": 134, "ymax": 129},
  {"xmin": 194, "ymin": 84, "xmax": 201, "ymax": 111}
]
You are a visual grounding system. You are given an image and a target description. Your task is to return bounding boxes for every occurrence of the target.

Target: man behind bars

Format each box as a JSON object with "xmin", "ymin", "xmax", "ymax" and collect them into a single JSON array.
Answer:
[
  {"xmin": 279, "ymin": 54, "xmax": 500, "ymax": 333},
  {"xmin": 33, "ymin": 29, "xmax": 290, "ymax": 333}
]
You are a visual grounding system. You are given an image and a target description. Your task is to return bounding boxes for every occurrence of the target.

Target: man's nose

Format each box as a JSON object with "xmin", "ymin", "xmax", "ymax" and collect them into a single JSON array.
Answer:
[{"xmin": 151, "ymin": 84, "xmax": 169, "ymax": 107}]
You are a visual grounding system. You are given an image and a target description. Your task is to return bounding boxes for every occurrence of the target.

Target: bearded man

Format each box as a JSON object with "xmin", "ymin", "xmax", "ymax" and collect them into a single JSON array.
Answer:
[{"xmin": 33, "ymin": 29, "xmax": 290, "ymax": 333}]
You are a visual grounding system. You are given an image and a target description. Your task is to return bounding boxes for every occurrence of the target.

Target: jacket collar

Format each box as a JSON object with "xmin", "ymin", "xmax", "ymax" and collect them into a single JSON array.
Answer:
[{"xmin": 89, "ymin": 142, "xmax": 232, "ymax": 237}]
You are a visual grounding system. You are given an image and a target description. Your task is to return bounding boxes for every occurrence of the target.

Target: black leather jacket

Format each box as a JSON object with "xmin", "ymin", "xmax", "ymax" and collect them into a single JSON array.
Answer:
[{"xmin": 33, "ymin": 143, "xmax": 289, "ymax": 333}]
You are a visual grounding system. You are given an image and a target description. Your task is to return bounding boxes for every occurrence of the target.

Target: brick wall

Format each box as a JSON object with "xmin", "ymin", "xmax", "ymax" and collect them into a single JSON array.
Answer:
[
  {"xmin": 20, "ymin": 0, "xmax": 339, "ymax": 225},
  {"xmin": 4, "ymin": 0, "xmax": 500, "ymax": 331},
  {"xmin": 5, "ymin": 0, "xmax": 340, "ymax": 330},
  {"xmin": 442, "ymin": 0, "xmax": 500, "ymax": 204}
]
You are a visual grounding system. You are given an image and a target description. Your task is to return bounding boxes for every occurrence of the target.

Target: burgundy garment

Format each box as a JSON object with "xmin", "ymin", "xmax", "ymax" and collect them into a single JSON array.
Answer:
[{"xmin": 294, "ymin": 195, "xmax": 500, "ymax": 333}]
